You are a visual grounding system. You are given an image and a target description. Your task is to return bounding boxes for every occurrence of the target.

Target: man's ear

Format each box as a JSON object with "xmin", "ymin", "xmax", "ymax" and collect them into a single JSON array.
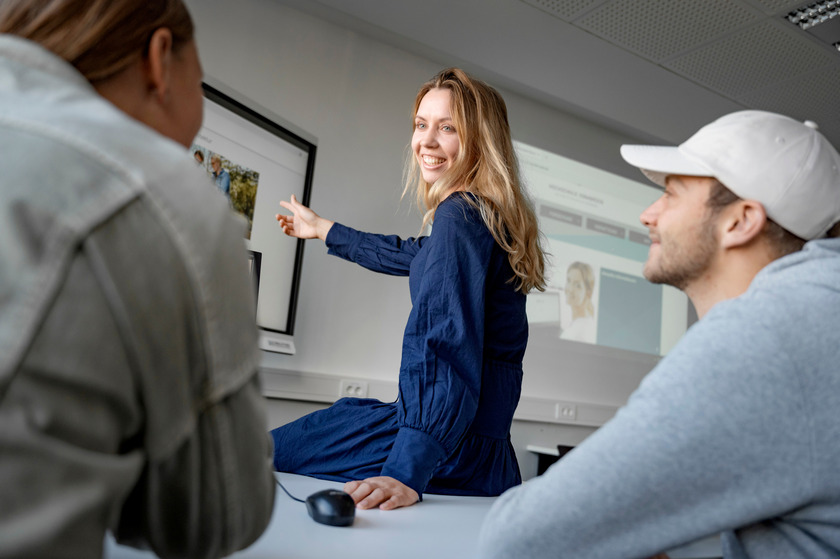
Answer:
[
  {"xmin": 720, "ymin": 199, "xmax": 767, "ymax": 249},
  {"xmin": 143, "ymin": 27, "xmax": 174, "ymax": 104}
]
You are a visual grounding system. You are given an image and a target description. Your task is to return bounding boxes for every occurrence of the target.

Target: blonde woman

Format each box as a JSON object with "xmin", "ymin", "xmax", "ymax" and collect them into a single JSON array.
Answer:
[{"xmin": 273, "ymin": 68, "xmax": 546, "ymax": 510}]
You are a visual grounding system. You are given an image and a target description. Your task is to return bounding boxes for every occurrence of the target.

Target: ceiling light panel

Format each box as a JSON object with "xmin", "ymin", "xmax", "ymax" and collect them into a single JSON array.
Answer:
[{"xmin": 787, "ymin": 1, "xmax": 840, "ymax": 29}]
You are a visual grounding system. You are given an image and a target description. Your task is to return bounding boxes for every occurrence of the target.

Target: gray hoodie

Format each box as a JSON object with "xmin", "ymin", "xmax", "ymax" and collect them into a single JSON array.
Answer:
[{"xmin": 480, "ymin": 237, "xmax": 840, "ymax": 559}]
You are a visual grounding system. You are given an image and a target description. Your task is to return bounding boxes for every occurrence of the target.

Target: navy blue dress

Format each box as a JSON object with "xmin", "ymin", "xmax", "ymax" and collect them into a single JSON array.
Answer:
[{"xmin": 271, "ymin": 193, "xmax": 528, "ymax": 497}]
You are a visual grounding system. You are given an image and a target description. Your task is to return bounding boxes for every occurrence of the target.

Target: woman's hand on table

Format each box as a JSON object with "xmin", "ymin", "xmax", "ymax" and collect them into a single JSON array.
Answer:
[{"xmin": 344, "ymin": 476, "xmax": 419, "ymax": 511}]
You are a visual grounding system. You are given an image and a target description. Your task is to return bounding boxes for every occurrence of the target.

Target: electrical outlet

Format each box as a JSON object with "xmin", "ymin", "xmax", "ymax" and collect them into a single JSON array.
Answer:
[
  {"xmin": 556, "ymin": 403, "xmax": 578, "ymax": 421},
  {"xmin": 339, "ymin": 380, "xmax": 369, "ymax": 398}
]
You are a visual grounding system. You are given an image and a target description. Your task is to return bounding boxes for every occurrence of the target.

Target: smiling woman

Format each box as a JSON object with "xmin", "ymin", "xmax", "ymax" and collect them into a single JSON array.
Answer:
[
  {"xmin": 272, "ymin": 68, "xmax": 546, "ymax": 511},
  {"xmin": 404, "ymin": 68, "xmax": 545, "ymax": 293},
  {"xmin": 412, "ymin": 87, "xmax": 460, "ymax": 186}
]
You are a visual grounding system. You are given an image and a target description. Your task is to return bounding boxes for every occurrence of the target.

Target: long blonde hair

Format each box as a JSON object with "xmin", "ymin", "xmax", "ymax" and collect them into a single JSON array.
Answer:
[{"xmin": 404, "ymin": 68, "xmax": 546, "ymax": 293}]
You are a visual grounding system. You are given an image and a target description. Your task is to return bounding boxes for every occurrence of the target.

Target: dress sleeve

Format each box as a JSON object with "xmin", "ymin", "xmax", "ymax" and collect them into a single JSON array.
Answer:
[
  {"xmin": 380, "ymin": 197, "xmax": 494, "ymax": 494},
  {"xmin": 326, "ymin": 222, "xmax": 427, "ymax": 276},
  {"xmin": 478, "ymin": 302, "xmax": 814, "ymax": 558}
]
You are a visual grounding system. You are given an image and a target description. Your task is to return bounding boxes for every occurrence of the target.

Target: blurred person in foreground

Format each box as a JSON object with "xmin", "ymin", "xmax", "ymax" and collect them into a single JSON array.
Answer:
[{"xmin": 0, "ymin": 1, "xmax": 274, "ymax": 558}]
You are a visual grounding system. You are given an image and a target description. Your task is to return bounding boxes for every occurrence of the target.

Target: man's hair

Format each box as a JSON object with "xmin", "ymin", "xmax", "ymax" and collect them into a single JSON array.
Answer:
[
  {"xmin": 0, "ymin": 0, "xmax": 194, "ymax": 84},
  {"xmin": 706, "ymin": 179, "xmax": 807, "ymax": 259}
]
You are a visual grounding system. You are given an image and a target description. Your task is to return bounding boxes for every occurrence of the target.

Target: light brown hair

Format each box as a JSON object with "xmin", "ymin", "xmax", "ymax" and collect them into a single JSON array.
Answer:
[
  {"xmin": 0, "ymin": 0, "xmax": 194, "ymax": 83},
  {"xmin": 405, "ymin": 68, "xmax": 546, "ymax": 293}
]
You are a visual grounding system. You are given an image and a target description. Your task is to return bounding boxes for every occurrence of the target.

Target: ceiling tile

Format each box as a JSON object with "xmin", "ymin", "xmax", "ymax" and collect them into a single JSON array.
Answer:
[
  {"xmin": 518, "ymin": 0, "xmax": 607, "ymax": 22},
  {"xmin": 746, "ymin": 0, "xmax": 810, "ymax": 15},
  {"xmin": 665, "ymin": 20, "xmax": 836, "ymax": 97},
  {"xmin": 739, "ymin": 65, "xmax": 840, "ymax": 147},
  {"xmin": 576, "ymin": 0, "xmax": 759, "ymax": 62}
]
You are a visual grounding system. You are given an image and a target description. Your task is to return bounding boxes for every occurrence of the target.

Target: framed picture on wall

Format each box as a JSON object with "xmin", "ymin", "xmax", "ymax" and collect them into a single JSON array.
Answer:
[{"xmin": 192, "ymin": 80, "xmax": 317, "ymax": 352}]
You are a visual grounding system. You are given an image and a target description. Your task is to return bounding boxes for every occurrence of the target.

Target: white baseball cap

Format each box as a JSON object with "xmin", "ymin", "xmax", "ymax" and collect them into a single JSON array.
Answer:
[{"xmin": 620, "ymin": 110, "xmax": 840, "ymax": 240}]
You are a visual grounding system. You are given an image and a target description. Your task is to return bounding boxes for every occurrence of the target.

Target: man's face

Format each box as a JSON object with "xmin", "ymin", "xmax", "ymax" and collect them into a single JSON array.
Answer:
[{"xmin": 639, "ymin": 175, "xmax": 720, "ymax": 290}]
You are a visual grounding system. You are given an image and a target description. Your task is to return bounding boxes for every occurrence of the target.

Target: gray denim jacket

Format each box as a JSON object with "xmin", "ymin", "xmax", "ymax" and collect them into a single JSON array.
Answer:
[{"xmin": 0, "ymin": 36, "xmax": 274, "ymax": 558}]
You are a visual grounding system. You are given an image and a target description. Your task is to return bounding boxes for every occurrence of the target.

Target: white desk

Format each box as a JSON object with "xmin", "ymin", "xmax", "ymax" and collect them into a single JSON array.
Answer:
[
  {"xmin": 106, "ymin": 473, "xmax": 492, "ymax": 559},
  {"xmin": 106, "ymin": 473, "xmax": 721, "ymax": 559}
]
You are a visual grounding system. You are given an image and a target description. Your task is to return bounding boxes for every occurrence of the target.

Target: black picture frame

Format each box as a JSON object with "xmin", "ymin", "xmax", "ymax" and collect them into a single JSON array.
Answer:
[
  {"xmin": 247, "ymin": 249, "xmax": 262, "ymax": 308},
  {"xmin": 199, "ymin": 81, "xmax": 317, "ymax": 337}
]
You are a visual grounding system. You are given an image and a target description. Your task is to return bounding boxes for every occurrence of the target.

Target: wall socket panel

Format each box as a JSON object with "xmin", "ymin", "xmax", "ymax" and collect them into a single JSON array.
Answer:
[
  {"xmin": 339, "ymin": 379, "xmax": 369, "ymax": 398},
  {"xmin": 556, "ymin": 402, "xmax": 578, "ymax": 421}
]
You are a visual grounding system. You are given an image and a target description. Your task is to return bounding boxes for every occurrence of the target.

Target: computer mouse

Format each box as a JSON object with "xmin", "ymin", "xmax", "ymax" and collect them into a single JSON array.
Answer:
[{"xmin": 305, "ymin": 489, "xmax": 356, "ymax": 527}]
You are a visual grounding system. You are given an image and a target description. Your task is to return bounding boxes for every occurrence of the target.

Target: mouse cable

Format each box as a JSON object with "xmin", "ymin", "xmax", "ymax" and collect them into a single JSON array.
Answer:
[{"xmin": 274, "ymin": 477, "xmax": 305, "ymax": 503}]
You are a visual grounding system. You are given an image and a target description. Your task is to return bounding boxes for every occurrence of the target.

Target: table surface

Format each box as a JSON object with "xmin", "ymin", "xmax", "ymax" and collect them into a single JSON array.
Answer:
[{"xmin": 106, "ymin": 473, "xmax": 722, "ymax": 559}]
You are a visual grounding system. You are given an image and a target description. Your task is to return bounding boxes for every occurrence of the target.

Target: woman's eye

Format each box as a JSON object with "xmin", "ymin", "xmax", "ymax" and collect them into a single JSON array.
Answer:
[
  {"xmin": 415, "ymin": 122, "xmax": 425, "ymax": 130},
  {"xmin": 442, "ymin": 125, "xmax": 453, "ymax": 132}
]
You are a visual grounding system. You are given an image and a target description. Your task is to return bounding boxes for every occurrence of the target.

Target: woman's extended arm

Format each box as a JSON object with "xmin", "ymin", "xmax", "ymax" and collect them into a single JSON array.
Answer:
[
  {"xmin": 277, "ymin": 195, "xmax": 427, "ymax": 276},
  {"xmin": 276, "ymin": 194, "xmax": 334, "ymax": 241}
]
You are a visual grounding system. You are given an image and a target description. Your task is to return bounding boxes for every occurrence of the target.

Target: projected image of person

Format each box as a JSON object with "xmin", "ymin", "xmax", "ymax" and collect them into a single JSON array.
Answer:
[
  {"xmin": 272, "ymin": 68, "xmax": 546, "ymax": 510},
  {"xmin": 210, "ymin": 152, "xmax": 231, "ymax": 197},
  {"xmin": 0, "ymin": 0, "xmax": 274, "ymax": 557},
  {"xmin": 559, "ymin": 261, "xmax": 596, "ymax": 343}
]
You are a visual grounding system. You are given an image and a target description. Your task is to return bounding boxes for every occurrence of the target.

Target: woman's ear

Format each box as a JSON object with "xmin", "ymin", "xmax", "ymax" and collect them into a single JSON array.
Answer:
[
  {"xmin": 143, "ymin": 27, "xmax": 174, "ymax": 104},
  {"xmin": 720, "ymin": 199, "xmax": 767, "ymax": 249}
]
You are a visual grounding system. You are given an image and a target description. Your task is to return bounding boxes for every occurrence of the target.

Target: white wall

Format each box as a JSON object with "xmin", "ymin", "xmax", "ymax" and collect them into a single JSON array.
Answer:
[{"xmin": 187, "ymin": 0, "xmax": 649, "ymax": 479}]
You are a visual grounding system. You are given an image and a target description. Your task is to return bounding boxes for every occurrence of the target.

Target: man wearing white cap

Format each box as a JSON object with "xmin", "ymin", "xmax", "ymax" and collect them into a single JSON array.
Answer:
[{"xmin": 478, "ymin": 111, "xmax": 840, "ymax": 559}]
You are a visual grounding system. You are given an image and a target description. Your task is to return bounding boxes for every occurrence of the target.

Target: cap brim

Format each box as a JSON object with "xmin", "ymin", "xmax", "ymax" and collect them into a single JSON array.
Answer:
[{"xmin": 620, "ymin": 144, "xmax": 714, "ymax": 187}]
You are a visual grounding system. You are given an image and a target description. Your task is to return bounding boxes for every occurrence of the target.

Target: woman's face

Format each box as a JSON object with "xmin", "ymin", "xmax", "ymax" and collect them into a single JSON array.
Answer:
[
  {"xmin": 167, "ymin": 40, "xmax": 204, "ymax": 148},
  {"xmin": 411, "ymin": 88, "xmax": 460, "ymax": 185},
  {"xmin": 565, "ymin": 268, "xmax": 589, "ymax": 308}
]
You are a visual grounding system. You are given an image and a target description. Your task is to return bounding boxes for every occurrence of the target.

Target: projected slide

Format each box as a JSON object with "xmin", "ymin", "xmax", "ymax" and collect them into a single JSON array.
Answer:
[{"xmin": 516, "ymin": 140, "xmax": 689, "ymax": 358}]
